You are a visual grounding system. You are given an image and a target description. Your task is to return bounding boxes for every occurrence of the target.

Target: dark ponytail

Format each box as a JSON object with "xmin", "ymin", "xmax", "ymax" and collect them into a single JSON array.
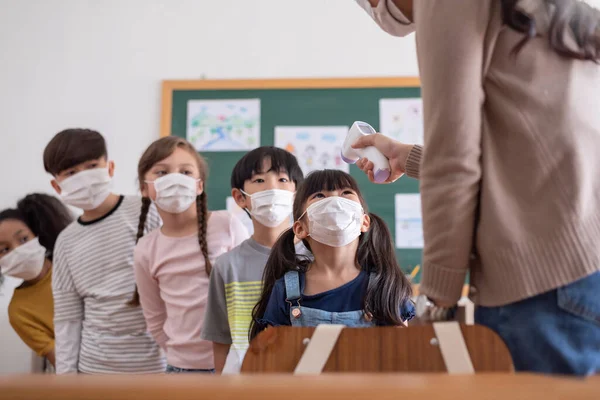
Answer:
[
  {"xmin": 196, "ymin": 192, "xmax": 211, "ymax": 276},
  {"xmin": 249, "ymin": 228, "xmax": 310, "ymax": 341},
  {"xmin": 502, "ymin": 0, "xmax": 600, "ymax": 61},
  {"xmin": 128, "ymin": 196, "xmax": 151, "ymax": 307},
  {"xmin": 359, "ymin": 213, "xmax": 412, "ymax": 326}
]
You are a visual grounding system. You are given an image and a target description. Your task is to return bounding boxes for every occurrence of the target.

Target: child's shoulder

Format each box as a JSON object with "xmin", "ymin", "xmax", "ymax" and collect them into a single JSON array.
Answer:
[
  {"xmin": 207, "ymin": 210, "xmax": 239, "ymax": 233},
  {"xmin": 208, "ymin": 209, "xmax": 233, "ymax": 224},
  {"xmin": 214, "ymin": 239, "xmax": 245, "ymax": 263},
  {"xmin": 267, "ymin": 271, "xmax": 304, "ymax": 306},
  {"xmin": 54, "ymin": 219, "xmax": 80, "ymax": 247},
  {"xmin": 274, "ymin": 270, "xmax": 302, "ymax": 291},
  {"xmin": 135, "ymin": 228, "xmax": 161, "ymax": 251},
  {"xmin": 120, "ymin": 195, "xmax": 161, "ymax": 228},
  {"xmin": 212, "ymin": 238, "xmax": 255, "ymax": 273},
  {"xmin": 120, "ymin": 195, "xmax": 146, "ymax": 213},
  {"xmin": 115, "ymin": 195, "xmax": 156, "ymax": 216}
]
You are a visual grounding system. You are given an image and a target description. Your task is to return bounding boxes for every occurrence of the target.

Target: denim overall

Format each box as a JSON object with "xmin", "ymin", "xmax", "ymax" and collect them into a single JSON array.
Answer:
[{"xmin": 284, "ymin": 270, "xmax": 375, "ymax": 327}]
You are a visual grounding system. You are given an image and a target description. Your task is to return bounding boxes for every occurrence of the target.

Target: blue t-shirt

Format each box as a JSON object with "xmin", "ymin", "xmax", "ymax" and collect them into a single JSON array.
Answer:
[{"xmin": 259, "ymin": 269, "xmax": 415, "ymax": 327}]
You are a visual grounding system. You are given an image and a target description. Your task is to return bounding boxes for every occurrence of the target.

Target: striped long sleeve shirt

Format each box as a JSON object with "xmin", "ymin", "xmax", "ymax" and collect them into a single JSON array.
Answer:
[{"xmin": 52, "ymin": 195, "xmax": 165, "ymax": 374}]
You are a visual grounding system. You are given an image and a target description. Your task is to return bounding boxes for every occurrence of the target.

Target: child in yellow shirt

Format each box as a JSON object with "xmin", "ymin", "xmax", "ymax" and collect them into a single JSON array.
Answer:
[{"xmin": 0, "ymin": 194, "xmax": 73, "ymax": 367}]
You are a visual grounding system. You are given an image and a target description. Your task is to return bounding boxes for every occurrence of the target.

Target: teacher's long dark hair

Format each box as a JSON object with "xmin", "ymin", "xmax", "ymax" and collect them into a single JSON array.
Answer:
[
  {"xmin": 249, "ymin": 169, "xmax": 413, "ymax": 341},
  {"xmin": 502, "ymin": 0, "xmax": 600, "ymax": 61}
]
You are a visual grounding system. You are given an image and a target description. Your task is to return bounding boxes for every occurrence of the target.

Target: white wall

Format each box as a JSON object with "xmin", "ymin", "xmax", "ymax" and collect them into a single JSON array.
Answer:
[{"xmin": 0, "ymin": 0, "xmax": 417, "ymax": 373}]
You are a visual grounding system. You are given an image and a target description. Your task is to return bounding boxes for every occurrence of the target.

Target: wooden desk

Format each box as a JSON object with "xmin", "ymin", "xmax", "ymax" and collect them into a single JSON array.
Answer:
[{"xmin": 1, "ymin": 374, "xmax": 598, "ymax": 400}]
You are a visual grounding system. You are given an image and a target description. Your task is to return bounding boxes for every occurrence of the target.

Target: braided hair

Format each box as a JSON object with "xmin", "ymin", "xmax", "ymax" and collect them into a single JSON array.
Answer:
[
  {"xmin": 128, "ymin": 196, "xmax": 152, "ymax": 306},
  {"xmin": 196, "ymin": 192, "xmax": 211, "ymax": 275}
]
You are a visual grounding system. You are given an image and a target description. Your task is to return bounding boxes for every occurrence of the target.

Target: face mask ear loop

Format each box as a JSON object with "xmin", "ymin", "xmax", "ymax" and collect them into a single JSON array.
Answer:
[
  {"xmin": 296, "ymin": 209, "xmax": 308, "ymax": 223},
  {"xmin": 295, "ymin": 210, "xmax": 311, "ymax": 240},
  {"xmin": 237, "ymin": 190, "xmax": 252, "ymax": 219}
]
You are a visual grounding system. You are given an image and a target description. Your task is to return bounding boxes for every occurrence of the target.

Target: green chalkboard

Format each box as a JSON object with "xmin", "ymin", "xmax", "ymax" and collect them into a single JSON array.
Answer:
[{"xmin": 163, "ymin": 78, "xmax": 423, "ymax": 280}]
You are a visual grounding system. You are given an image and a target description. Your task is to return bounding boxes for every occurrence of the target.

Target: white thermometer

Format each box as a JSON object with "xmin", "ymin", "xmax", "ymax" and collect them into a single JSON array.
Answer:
[{"xmin": 341, "ymin": 121, "xmax": 391, "ymax": 183}]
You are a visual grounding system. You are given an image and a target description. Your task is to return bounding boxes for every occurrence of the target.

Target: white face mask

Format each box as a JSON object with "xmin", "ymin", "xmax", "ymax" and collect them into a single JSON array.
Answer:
[
  {"xmin": 241, "ymin": 189, "xmax": 294, "ymax": 228},
  {"xmin": 0, "ymin": 237, "xmax": 46, "ymax": 281},
  {"xmin": 355, "ymin": 0, "xmax": 415, "ymax": 37},
  {"xmin": 301, "ymin": 196, "xmax": 364, "ymax": 248},
  {"xmin": 59, "ymin": 167, "xmax": 112, "ymax": 210},
  {"xmin": 149, "ymin": 173, "xmax": 200, "ymax": 214}
]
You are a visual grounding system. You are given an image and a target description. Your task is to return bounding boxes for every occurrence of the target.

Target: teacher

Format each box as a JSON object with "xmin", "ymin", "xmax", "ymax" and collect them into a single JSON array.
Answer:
[{"xmin": 354, "ymin": 0, "xmax": 600, "ymax": 376}]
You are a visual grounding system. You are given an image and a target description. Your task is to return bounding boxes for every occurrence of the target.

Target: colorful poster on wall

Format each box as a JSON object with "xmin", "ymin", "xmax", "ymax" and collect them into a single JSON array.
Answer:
[
  {"xmin": 379, "ymin": 98, "xmax": 424, "ymax": 145},
  {"xmin": 186, "ymin": 99, "xmax": 260, "ymax": 152},
  {"xmin": 226, "ymin": 196, "xmax": 253, "ymax": 236},
  {"xmin": 394, "ymin": 193, "xmax": 424, "ymax": 249},
  {"xmin": 274, "ymin": 126, "xmax": 349, "ymax": 175}
]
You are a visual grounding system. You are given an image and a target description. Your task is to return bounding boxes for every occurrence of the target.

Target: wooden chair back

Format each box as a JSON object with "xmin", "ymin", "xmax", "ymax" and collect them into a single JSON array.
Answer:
[{"xmin": 241, "ymin": 324, "xmax": 513, "ymax": 373}]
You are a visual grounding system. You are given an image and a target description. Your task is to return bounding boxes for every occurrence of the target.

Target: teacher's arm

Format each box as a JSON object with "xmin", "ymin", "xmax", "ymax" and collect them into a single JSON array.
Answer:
[{"xmin": 416, "ymin": 0, "xmax": 491, "ymax": 305}]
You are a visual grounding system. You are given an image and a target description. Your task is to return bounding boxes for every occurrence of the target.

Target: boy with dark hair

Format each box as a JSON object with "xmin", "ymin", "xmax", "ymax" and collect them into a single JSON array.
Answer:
[
  {"xmin": 201, "ymin": 146, "xmax": 305, "ymax": 373},
  {"xmin": 44, "ymin": 128, "xmax": 165, "ymax": 374}
]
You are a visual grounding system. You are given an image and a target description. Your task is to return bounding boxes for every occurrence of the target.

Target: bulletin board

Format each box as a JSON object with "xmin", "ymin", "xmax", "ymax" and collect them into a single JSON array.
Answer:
[{"xmin": 160, "ymin": 77, "xmax": 425, "ymax": 280}]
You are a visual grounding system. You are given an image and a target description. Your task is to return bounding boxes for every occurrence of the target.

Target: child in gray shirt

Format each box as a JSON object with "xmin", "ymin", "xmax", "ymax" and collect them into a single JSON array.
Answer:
[{"xmin": 201, "ymin": 147, "xmax": 305, "ymax": 373}]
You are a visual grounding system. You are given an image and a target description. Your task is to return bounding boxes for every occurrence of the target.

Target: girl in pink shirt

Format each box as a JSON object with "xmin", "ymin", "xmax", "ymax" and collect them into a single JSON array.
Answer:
[{"xmin": 131, "ymin": 137, "xmax": 248, "ymax": 373}]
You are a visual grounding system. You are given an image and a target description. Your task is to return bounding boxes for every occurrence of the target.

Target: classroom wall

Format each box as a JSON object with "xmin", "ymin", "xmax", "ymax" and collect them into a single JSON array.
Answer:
[{"xmin": 0, "ymin": 0, "xmax": 417, "ymax": 373}]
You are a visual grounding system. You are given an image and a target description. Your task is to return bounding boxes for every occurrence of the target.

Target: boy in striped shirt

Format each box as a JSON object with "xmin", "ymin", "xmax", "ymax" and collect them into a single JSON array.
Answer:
[
  {"xmin": 44, "ymin": 129, "xmax": 165, "ymax": 374},
  {"xmin": 201, "ymin": 147, "xmax": 305, "ymax": 373}
]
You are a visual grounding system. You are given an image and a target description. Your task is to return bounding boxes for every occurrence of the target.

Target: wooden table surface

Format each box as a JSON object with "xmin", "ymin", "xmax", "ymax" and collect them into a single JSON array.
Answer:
[{"xmin": 1, "ymin": 373, "xmax": 598, "ymax": 400}]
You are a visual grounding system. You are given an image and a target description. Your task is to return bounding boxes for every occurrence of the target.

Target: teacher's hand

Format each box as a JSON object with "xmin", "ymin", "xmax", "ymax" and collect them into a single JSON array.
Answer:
[{"xmin": 352, "ymin": 133, "xmax": 414, "ymax": 184}]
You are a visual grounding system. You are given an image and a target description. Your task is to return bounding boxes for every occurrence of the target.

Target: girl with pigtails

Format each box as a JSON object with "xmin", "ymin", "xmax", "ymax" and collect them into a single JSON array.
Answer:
[
  {"xmin": 250, "ymin": 169, "xmax": 414, "ymax": 340},
  {"xmin": 132, "ymin": 137, "xmax": 248, "ymax": 373}
]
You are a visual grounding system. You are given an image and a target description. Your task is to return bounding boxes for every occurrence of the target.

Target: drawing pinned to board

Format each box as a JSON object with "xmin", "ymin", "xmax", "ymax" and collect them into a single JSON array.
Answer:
[
  {"xmin": 395, "ymin": 193, "xmax": 424, "ymax": 249},
  {"xmin": 274, "ymin": 126, "xmax": 349, "ymax": 175},
  {"xmin": 379, "ymin": 98, "xmax": 424, "ymax": 145},
  {"xmin": 187, "ymin": 99, "xmax": 260, "ymax": 152},
  {"xmin": 226, "ymin": 196, "xmax": 253, "ymax": 236}
]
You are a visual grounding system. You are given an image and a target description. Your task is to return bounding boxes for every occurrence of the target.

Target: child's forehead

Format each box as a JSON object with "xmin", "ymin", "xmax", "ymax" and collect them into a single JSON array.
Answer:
[
  {"xmin": 309, "ymin": 185, "xmax": 353, "ymax": 194},
  {"xmin": 0, "ymin": 218, "xmax": 31, "ymax": 241},
  {"xmin": 60, "ymin": 155, "xmax": 107, "ymax": 172},
  {"xmin": 251, "ymin": 157, "xmax": 289, "ymax": 177},
  {"xmin": 251, "ymin": 167, "xmax": 289, "ymax": 175},
  {"xmin": 159, "ymin": 147, "xmax": 197, "ymax": 163}
]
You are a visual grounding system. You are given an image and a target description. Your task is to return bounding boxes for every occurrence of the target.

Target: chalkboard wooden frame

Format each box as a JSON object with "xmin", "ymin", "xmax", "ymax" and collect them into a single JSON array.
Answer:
[{"xmin": 160, "ymin": 77, "xmax": 420, "ymax": 137}]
